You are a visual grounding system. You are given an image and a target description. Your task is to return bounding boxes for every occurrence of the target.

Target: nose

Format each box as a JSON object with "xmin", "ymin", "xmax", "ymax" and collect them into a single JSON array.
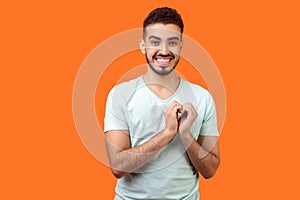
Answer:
[{"xmin": 159, "ymin": 42, "xmax": 169, "ymax": 54}]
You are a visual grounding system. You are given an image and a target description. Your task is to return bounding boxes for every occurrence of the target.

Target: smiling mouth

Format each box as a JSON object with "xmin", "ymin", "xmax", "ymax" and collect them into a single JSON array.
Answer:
[{"xmin": 153, "ymin": 55, "xmax": 175, "ymax": 66}]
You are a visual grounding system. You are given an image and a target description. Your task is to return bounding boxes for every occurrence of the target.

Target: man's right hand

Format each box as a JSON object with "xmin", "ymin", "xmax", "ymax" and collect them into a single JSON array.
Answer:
[{"xmin": 164, "ymin": 100, "xmax": 182, "ymax": 137}]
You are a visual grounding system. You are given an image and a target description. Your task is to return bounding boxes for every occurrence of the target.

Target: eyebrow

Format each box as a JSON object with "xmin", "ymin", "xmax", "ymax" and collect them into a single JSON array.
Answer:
[
  {"xmin": 168, "ymin": 37, "xmax": 180, "ymax": 41},
  {"xmin": 148, "ymin": 36, "xmax": 161, "ymax": 40},
  {"xmin": 148, "ymin": 36, "xmax": 180, "ymax": 41}
]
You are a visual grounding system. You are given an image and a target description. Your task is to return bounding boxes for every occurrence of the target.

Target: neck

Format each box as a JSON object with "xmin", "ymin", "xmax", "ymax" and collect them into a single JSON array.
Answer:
[{"xmin": 143, "ymin": 68, "xmax": 180, "ymax": 92}]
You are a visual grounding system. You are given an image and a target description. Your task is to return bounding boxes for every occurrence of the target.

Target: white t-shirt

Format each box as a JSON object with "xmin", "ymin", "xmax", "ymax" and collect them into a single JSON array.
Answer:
[{"xmin": 104, "ymin": 76, "xmax": 219, "ymax": 200}]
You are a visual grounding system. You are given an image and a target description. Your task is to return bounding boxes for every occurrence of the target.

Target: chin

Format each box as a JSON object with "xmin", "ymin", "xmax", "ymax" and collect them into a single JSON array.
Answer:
[{"xmin": 152, "ymin": 65, "xmax": 175, "ymax": 76}]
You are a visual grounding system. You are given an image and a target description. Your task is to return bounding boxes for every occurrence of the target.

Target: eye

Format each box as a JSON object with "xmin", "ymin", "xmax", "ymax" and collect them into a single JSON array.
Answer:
[
  {"xmin": 169, "ymin": 41, "xmax": 178, "ymax": 46},
  {"xmin": 150, "ymin": 40, "xmax": 160, "ymax": 46}
]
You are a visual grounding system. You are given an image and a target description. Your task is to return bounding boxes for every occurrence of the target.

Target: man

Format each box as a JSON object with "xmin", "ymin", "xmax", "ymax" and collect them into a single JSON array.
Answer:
[{"xmin": 104, "ymin": 7, "xmax": 220, "ymax": 200}]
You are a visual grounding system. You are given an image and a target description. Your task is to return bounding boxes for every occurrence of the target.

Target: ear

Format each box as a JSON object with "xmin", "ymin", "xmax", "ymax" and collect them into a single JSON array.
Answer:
[{"xmin": 139, "ymin": 39, "xmax": 145, "ymax": 54}]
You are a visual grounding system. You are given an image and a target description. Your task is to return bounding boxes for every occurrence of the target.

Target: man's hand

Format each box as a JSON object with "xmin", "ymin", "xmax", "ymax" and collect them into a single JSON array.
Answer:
[
  {"xmin": 164, "ymin": 100, "xmax": 182, "ymax": 137},
  {"xmin": 177, "ymin": 102, "xmax": 220, "ymax": 179},
  {"xmin": 178, "ymin": 102, "xmax": 198, "ymax": 135}
]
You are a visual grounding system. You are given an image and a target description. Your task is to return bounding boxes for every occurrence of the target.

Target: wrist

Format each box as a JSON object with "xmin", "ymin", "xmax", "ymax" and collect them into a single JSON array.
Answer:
[
  {"xmin": 164, "ymin": 128, "xmax": 177, "ymax": 137},
  {"xmin": 179, "ymin": 131, "xmax": 193, "ymax": 143},
  {"xmin": 178, "ymin": 128, "xmax": 191, "ymax": 137}
]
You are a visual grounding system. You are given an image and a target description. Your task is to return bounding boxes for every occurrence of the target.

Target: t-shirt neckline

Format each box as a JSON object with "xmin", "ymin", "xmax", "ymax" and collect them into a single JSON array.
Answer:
[{"xmin": 140, "ymin": 76, "xmax": 184, "ymax": 103}]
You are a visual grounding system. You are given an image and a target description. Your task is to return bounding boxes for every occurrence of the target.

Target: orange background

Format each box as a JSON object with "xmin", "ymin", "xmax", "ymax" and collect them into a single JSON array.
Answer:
[{"xmin": 1, "ymin": 0, "xmax": 300, "ymax": 199}]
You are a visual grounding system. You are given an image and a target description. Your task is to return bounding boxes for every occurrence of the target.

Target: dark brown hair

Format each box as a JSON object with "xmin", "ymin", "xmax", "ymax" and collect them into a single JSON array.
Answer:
[{"xmin": 143, "ymin": 7, "xmax": 184, "ymax": 37}]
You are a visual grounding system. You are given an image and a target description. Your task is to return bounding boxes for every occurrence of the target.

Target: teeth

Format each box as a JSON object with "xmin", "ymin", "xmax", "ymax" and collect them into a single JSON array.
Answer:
[{"xmin": 157, "ymin": 58, "xmax": 170, "ymax": 62}]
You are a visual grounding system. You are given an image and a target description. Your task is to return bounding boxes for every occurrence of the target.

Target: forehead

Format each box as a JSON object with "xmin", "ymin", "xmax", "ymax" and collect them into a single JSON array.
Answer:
[{"xmin": 145, "ymin": 23, "xmax": 181, "ymax": 40}]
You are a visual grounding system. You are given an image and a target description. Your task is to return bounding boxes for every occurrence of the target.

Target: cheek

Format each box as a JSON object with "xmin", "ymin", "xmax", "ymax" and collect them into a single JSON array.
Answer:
[
  {"xmin": 145, "ymin": 48, "xmax": 158, "ymax": 57},
  {"xmin": 170, "ymin": 47, "xmax": 181, "ymax": 55},
  {"xmin": 146, "ymin": 46, "xmax": 159, "ymax": 52}
]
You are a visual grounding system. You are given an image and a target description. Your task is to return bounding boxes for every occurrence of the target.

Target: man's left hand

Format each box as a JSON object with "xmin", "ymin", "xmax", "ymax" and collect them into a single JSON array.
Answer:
[{"xmin": 178, "ymin": 102, "xmax": 198, "ymax": 135}]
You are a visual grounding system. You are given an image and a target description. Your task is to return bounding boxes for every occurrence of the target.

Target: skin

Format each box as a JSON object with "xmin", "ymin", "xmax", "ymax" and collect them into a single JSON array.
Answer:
[{"xmin": 105, "ymin": 23, "xmax": 220, "ymax": 179}]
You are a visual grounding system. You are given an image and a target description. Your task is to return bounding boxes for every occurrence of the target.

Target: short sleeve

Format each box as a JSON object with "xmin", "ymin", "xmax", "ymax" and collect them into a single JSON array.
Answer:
[
  {"xmin": 104, "ymin": 86, "xmax": 129, "ymax": 132},
  {"xmin": 199, "ymin": 93, "xmax": 219, "ymax": 137}
]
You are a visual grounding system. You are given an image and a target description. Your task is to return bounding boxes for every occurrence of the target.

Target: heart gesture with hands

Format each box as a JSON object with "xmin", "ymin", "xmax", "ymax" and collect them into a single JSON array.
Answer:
[{"xmin": 164, "ymin": 101, "xmax": 197, "ymax": 137}]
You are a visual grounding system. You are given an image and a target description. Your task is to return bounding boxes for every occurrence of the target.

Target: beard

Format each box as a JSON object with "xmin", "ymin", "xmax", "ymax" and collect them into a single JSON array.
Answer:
[{"xmin": 145, "ymin": 53, "xmax": 180, "ymax": 76}]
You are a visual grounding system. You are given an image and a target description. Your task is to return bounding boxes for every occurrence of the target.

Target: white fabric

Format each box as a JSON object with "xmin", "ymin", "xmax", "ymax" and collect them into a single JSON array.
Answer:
[{"xmin": 104, "ymin": 76, "xmax": 219, "ymax": 200}]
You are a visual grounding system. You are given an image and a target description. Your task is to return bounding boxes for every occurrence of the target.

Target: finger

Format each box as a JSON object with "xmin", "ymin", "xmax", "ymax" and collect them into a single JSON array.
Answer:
[
  {"xmin": 182, "ymin": 104, "xmax": 197, "ymax": 117},
  {"xmin": 172, "ymin": 105, "xmax": 182, "ymax": 112},
  {"xmin": 166, "ymin": 105, "xmax": 181, "ymax": 115},
  {"xmin": 171, "ymin": 100, "xmax": 180, "ymax": 105},
  {"xmin": 166, "ymin": 101, "xmax": 181, "ymax": 112},
  {"xmin": 171, "ymin": 100, "xmax": 181, "ymax": 107},
  {"xmin": 179, "ymin": 105, "xmax": 184, "ymax": 113}
]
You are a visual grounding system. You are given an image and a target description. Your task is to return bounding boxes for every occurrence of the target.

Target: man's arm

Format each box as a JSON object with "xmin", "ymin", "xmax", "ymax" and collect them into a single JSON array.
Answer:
[
  {"xmin": 179, "ymin": 134, "xmax": 220, "ymax": 179},
  {"xmin": 105, "ymin": 101, "xmax": 181, "ymax": 178},
  {"xmin": 178, "ymin": 102, "xmax": 220, "ymax": 179}
]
